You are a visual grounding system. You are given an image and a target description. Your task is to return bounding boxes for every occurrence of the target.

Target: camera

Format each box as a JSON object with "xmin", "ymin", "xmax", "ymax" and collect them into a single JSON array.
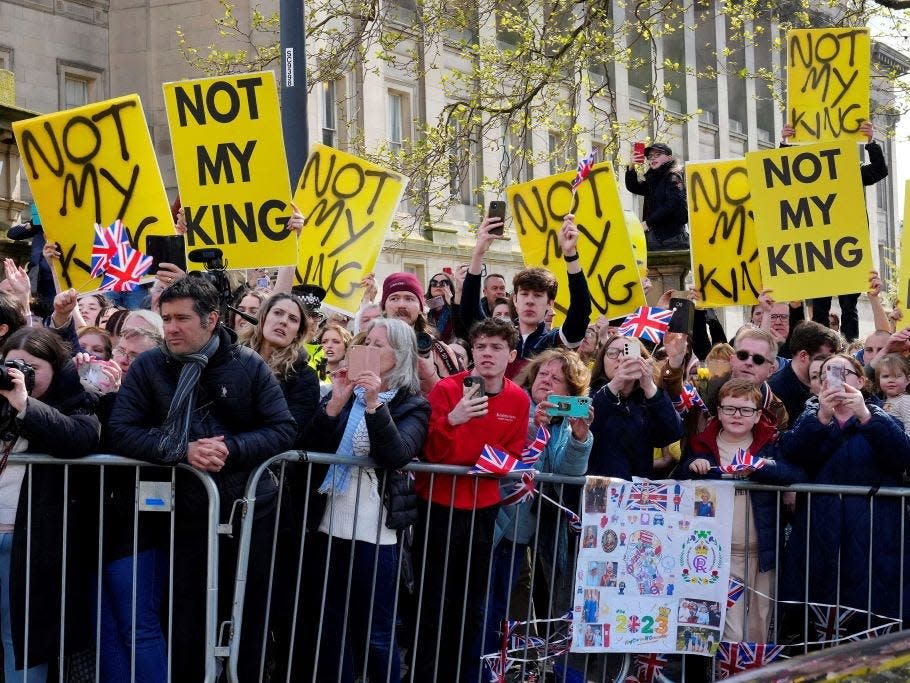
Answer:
[
  {"xmin": 416, "ymin": 332, "xmax": 433, "ymax": 357},
  {"xmin": 0, "ymin": 359, "xmax": 35, "ymax": 393}
]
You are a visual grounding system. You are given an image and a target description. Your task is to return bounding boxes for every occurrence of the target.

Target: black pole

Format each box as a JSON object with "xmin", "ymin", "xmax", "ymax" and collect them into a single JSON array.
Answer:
[{"xmin": 280, "ymin": 0, "xmax": 308, "ymax": 188}]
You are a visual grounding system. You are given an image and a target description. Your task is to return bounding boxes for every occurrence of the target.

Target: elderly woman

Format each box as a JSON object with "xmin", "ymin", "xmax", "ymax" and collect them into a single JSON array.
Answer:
[
  {"xmin": 477, "ymin": 349, "xmax": 593, "ymax": 676},
  {"xmin": 303, "ymin": 317, "xmax": 429, "ymax": 682},
  {"xmin": 589, "ymin": 334, "xmax": 683, "ymax": 479}
]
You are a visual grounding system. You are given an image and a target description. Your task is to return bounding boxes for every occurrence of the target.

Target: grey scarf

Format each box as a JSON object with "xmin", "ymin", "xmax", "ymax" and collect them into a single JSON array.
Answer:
[{"xmin": 157, "ymin": 331, "xmax": 220, "ymax": 463}]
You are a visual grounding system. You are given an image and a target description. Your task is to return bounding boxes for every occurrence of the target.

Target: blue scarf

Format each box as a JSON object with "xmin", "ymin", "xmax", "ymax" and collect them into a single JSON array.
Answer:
[{"xmin": 318, "ymin": 386, "xmax": 399, "ymax": 495}]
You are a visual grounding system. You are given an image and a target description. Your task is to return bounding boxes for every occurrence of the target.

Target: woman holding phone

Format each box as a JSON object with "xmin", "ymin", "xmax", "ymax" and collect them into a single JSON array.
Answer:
[
  {"xmin": 424, "ymin": 272, "xmax": 463, "ymax": 344},
  {"xmin": 301, "ymin": 317, "xmax": 429, "ymax": 682},
  {"xmin": 779, "ymin": 353, "xmax": 910, "ymax": 625},
  {"xmin": 588, "ymin": 334, "xmax": 682, "ymax": 479},
  {"xmin": 476, "ymin": 349, "xmax": 593, "ymax": 678}
]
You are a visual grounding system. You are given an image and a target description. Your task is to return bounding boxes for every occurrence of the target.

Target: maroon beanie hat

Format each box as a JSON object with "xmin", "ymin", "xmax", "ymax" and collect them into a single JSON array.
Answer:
[{"xmin": 381, "ymin": 272, "xmax": 425, "ymax": 310}]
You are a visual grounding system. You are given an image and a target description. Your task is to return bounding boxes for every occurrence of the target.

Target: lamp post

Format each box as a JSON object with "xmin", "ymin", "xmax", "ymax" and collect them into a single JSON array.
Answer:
[{"xmin": 279, "ymin": 0, "xmax": 308, "ymax": 188}]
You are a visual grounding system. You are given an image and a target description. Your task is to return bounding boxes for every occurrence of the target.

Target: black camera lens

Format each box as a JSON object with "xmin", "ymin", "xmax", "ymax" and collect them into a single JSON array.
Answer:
[
  {"xmin": 0, "ymin": 360, "xmax": 35, "ymax": 393},
  {"xmin": 416, "ymin": 332, "xmax": 433, "ymax": 355}
]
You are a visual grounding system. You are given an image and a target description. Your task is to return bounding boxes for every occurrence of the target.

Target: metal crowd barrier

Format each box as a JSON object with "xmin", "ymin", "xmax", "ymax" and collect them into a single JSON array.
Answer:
[
  {"xmin": 6, "ymin": 453, "xmax": 221, "ymax": 683},
  {"xmin": 221, "ymin": 454, "xmax": 910, "ymax": 683},
  {"xmin": 9, "ymin": 452, "xmax": 910, "ymax": 683}
]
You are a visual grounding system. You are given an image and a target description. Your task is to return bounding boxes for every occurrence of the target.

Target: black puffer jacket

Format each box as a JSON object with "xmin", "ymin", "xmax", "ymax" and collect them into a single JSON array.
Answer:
[
  {"xmin": 625, "ymin": 162, "xmax": 688, "ymax": 240},
  {"xmin": 10, "ymin": 360, "xmax": 101, "ymax": 668},
  {"xmin": 108, "ymin": 326, "xmax": 297, "ymax": 519},
  {"xmin": 279, "ymin": 356, "xmax": 320, "ymax": 448},
  {"xmin": 303, "ymin": 387, "xmax": 429, "ymax": 531}
]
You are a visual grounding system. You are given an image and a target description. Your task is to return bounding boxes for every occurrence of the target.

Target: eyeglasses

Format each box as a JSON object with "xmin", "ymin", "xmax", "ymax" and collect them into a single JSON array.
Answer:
[
  {"xmin": 604, "ymin": 348, "xmax": 623, "ymax": 359},
  {"xmin": 828, "ymin": 365, "xmax": 861, "ymax": 378},
  {"xmin": 769, "ymin": 314, "xmax": 789, "ymax": 322},
  {"xmin": 734, "ymin": 350, "xmax": 770, "ymax": 366},
  {"xmin": 718, "ymin": 405, "xmax": 759, "ymax": 417},
  {"xmin": 112, "ymin": 346, "xmax": 140, "ymax": 363},
  {"xmin": 585, "ymin": 328, "xmax": 597, "ymax": 339},
  {"xmin": 428, "ymin": 279, "xmax": 449, "ymax": 288}
]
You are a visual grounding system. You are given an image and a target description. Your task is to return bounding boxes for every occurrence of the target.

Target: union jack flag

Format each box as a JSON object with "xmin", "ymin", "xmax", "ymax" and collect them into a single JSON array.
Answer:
[
  {"xmin": 727, "ymin": 576, "xmax": 745, "ymax": 609},
  {"xmin": 635, "ymin": 653, "xmax": 667, "ymax": 683},
  {"xmin": 618, "ymin": 307, "xmax": 673, "ymax": 344},
  {"xmin": 470, "ymin": 444, "xmax": 533, "ymax": 477},
  {"xmin": 810, "ymin": 604, "xmax": 859, "ymax": 644},
  {"xmin": 717, "ymin": 448, "xmax": 766, "ymax": 475},
  {"xmin": 673, "ymin": 383, "xmax": 707, "ymax": 415},
  {"xmin": 501, "ymin": 471, "xmax": 536, "ymax": 506},
  {"xmin": 482, "ymin": 653, "xmax": 508, "ymax": 683},
  {"xmin": 571, "ymin": 150, "xmax": 597, "ymax": 191},
  {"xmin": 510, "ymin": 634, "xmax": 546, "ymax": 650},
  {"xmin": 99, "ymin": 241, "xmax": 154, "ymax": 292},
  {"xmin": 90, "ymin": 220, "xmax": 129, "ymax": 278},
  {"xmin": 521, "ymin": 425, "xmax": 549, "ymax": 466},
  {"xmin": 566, "ymin": 509, "xmax": 582, "ymax": 533},
  {"xmin": 627, "ymin": 483, "xmax": 668, "ymax": 512},
  {"xmin": 715, "ymin": 641, "xmax": 784, "ymax": 678}
]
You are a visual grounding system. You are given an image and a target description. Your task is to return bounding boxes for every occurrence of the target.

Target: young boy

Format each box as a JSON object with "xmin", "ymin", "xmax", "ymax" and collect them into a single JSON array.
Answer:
[
  {"xmin": 679, "ymin": 378, "xmax": 805, "ymax": 643},
  {"xmin": 413, "ymin": 317, "xmax": 530, "ymax": 682},
  {"xmin": 460, "ymin": 213, "xmax": 591, "ymax": 377}
]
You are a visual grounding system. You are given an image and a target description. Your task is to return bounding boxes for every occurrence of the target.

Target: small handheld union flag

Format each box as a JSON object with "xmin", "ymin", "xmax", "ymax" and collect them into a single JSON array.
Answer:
[{"xmin": 571, "ymin": 150, "xmax": 597, "ymax": 193}]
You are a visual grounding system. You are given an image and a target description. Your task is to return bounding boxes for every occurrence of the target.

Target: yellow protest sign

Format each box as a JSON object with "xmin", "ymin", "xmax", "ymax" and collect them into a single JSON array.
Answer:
[
  {"xmin": 686, "ymin": 159, "xmax": 761, "ymax": 307},
  {"xmin": 745, "ymin": 141, "xmax": 871, "ymax": 301},
  {"xmin": 12, "ymin": 95, "xmax": 173, "ymax": 292},
  {"xmin": 162, "ymin": 71, "xmax": 295, "ymax": 269},
  {"xmin": 898, "ymin": 180, "xmax": 910, "ymax": 309},
  {"xmin": 292, "ymin": 144, "xmax": 408, "ymax": 315},
  {"xmin": 506, "ymin": 163, "xmax": 645, "ymax": 323},
  {"xmin": 787, "ymin": 28, "xmax": 870, "ymax": 143}
]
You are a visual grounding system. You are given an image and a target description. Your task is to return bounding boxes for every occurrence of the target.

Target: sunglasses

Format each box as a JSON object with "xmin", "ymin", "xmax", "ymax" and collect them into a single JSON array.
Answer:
[
  {"xmin": 428, "ymin": 279, "xmax": 450, "ymax": 288},
  {"xmin": 734, "ymin": 350, "xmax": 770, "ymax": 366}
]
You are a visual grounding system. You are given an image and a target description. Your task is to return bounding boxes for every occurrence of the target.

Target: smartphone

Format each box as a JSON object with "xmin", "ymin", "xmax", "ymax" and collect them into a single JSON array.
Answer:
[
  {"xmin": 546, "ymin": 395, "xmax": 591, "ymax": 418},
  {"xmin": 442, "ymin": 266, "xmax": 454, "ymax": 276},
  {"xmin": 825, "ymin": 364, "xmax": 845, "ymax": 391},
  {"xmin": 346, "ymin": 345, "xmax": 382, "ymax": 378},
  {"xmin": 633, "ymin": 141, "xmax": 645, "ymax": 158},
  {"xmin": 487, "ymin": 200, "xmax": 507, "ymax": 236},
  {"xmin": 668, "ymin": 298, "xmax": 695, "ymax": 336},
  {"xmin": 622, "ymin": 337, "xmax": 641, "ymax": 358},
  {"xmin": 78, "ymin": 361, "xmax": 108, "ymax": 392},
  {"xmin": 145, "ymin": 235, "xmax": 187, "ymax": 273},
  {"xmin": 463, "ymin": 375, "xmax": 486, "ymax": 399},
  {"xmin": 426, "ymin": 295, "xmax": 445, "ymax": 310}
]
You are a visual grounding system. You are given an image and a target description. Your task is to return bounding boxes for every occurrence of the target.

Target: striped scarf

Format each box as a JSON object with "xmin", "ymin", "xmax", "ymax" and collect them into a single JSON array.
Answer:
[{"xmin": 157, "ymin": 332, "xmax": 220, "ymax": 463}]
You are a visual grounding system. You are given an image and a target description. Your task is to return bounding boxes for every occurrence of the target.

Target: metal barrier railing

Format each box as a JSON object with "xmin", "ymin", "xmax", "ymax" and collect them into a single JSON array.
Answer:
[
  {"xmin": 8, "ymin": 452, "xmax": 909, "ymax": 683},
  {"xmin": 6, "ymin": 453, "xmax": 221, "ymax": 683},
  {"xmin": 222, "ymin": 453, "xmax": 910, "ymax": 683}
]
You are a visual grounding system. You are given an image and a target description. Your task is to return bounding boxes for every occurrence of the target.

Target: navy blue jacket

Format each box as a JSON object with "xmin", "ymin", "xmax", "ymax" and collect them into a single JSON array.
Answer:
[
  {"xmin": 109, "ymin": 326, "xmax": 297, "ymax": 519},
  {"xmin": 778, "ymin": 401, "xmax": 910, "ymax": 618},
  {"xmin": 589, "ymin": 384, "xmax": 682, "ymax": 480},
  {"xmin": 768, "ymin": 361, "xmax": 811, "ymax": 431},
  {"xmin": 624, "ymin": 162, "xmax": 688, "ymax": 240},
  {"xmin": 676, "ymin": 418, "xmax": 807, "ymax": 572}
]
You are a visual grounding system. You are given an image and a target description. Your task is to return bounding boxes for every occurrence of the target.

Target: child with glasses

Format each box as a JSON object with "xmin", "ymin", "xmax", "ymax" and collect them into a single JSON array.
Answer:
[{"xmin": 678, "ymin": 378, "xmax": 805, "ymax": 643}]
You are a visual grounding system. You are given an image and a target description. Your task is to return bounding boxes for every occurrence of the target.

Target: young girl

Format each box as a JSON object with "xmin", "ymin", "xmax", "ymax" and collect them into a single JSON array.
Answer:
[{"xmin": 876, "ymin": 353, "xmax": 910, "ymax": 435}]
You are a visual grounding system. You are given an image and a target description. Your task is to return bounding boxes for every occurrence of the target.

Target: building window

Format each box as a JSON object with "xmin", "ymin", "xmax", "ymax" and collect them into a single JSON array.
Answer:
[
  {"xmin": 388, "ymin": 92, "xmax": 404, "ymax": 155},
  {"xmin": 322, "ymin": 81, "xmax": 337, "ymax": 147},
  {"xmin": 65, "ymin": 76, "xmax": 89, "ymax": 109},
  {"xmin": 57, "ymin": 60, "xmax": 104, "ymax": 110},
  {"xmin": 0, "ymin": 46, "xmax": 12, "ymax": 71}
]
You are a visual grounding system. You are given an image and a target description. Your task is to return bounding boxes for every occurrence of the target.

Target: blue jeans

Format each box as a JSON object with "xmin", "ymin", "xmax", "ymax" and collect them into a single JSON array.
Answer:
[
  {"xmin": 94, "ymin": 548, "xmax": 167, "ymax": 683},
  {"xmin": 0, "ymin": 532, "xmax": 48, "ymax": 682},
  {"xmin": 468, "ymin": 539, "xmax": 527, "ymax": 683},
  {"xmin": 312, "ymin": 533, "xmax": 400, "ymax": 683}
]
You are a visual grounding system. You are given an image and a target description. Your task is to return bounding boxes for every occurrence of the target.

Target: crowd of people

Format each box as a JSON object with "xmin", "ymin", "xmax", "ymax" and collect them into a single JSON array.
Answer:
[{"xmin": 0, "ymin": 120, "xmax": 901, "ymax": 683}]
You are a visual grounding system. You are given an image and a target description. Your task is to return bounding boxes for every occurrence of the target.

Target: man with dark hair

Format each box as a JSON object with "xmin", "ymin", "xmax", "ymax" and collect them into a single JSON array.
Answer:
[
  {"xmin": 413, "ymin": 317, "xmax": 529, "ymax": 682},
  {"xmin": 461, "ymin": 214, "xmax": 591, "ymax": 377},
  {"xmin": 769, "ymin": 320, "xmax": 841, "ymax": 429},
  {"xmin": 481, "ymin": 273, "xmax": 507, "ymax": 317},
  {"xmin": 109, "ymin": 275, "xmax": 296, "ymax": 681}
]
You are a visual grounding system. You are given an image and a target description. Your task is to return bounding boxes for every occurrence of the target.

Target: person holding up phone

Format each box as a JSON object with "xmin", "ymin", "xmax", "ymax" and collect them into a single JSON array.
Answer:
[
  {"xmin": 778, "ymin": 352, "xmax": 910, "ymax": 627},
  {"xmin": 461, "ymin": 209, "xmax": 591, "ymax": 378},
  {"xmin": 413, "ymin": 318, "xmax": 529, "ymax": 683},
  {"xmin": 423, "ymin": 271, "xmax": 465, "ymax": 344},
  {"xmin": 625, "ymin": 142, "xmax": 689, "ymax": 251},
  {"xmin": 474, "ymin": 349, "xmax": 593, "ymax": 681},
  {"xmin": 588, "ymin": 333, "xmax": 682, "ymax": 479},
  {"xmin": 299, "ymin": 318, "xmax": 429, "ymax": 683}
]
